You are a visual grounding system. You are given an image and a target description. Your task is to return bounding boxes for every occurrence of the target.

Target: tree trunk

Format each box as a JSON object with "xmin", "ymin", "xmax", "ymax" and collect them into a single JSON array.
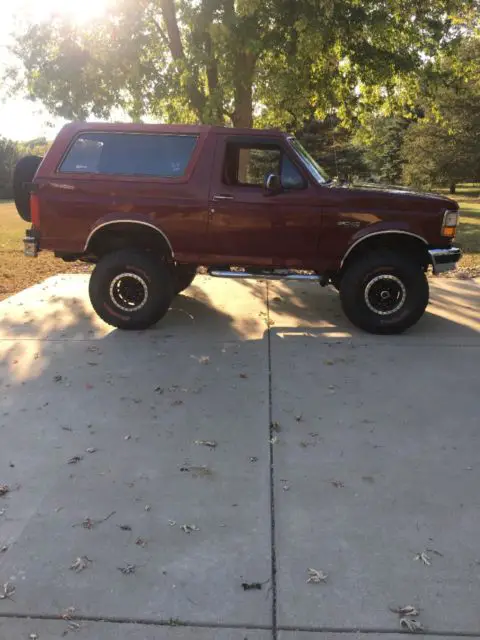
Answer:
[
  {"xmin": 232, "ymin": 51, "xmax": 256, "ymax": 128},
  {"xmin": 449, "ymin": 183, "xmax": 456, "ymax": 194},
  {"xmin": 160, "ymin": 0, "xmax": 206, "ymax": 121}
]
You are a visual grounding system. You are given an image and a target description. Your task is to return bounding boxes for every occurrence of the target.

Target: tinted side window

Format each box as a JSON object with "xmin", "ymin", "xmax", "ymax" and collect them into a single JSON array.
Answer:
[
  {"xmin": 223, "ymin": 142, "xmax": 304, "ymax": 189},
  {"xmin": 281, "ymin": 156, "xmax": 305, "ymax": 189},
  {"xmin": 224, "ymin": 144, "xmax": 281, "ymax": 186},
  {"xmin": 60, "ymin": 133, "xmax": 198, "ymax": 177}
]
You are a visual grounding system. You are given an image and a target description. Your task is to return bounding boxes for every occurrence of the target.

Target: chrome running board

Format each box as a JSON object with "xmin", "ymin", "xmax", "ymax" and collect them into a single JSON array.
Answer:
[{"xmin": 208, "ymin": 269, "xmax": 321, "ymax": 282}]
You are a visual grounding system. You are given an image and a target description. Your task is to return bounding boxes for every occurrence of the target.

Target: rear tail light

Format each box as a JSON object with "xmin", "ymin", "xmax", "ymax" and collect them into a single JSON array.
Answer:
[
  {"xmin": 441, "ymin": 210, "xmax": 459, "ymax": 238},
  {"xmin": 30, "ymin": 193, "xmax": 40, "ymax": 228}
]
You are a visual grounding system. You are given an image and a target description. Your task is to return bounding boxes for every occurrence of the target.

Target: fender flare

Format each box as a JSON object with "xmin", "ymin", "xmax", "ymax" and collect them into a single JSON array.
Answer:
[
  {"xmin": 340, "ymin": 230, "xmax": 428, "ymax": 268},
  {"xmin": 84, "ymin": 220, "xmax": 174, "ymax": 256}
]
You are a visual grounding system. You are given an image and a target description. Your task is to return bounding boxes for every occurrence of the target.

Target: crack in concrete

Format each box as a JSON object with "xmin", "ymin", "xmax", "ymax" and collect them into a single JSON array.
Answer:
[
  {"xmin": 1, "ymin": 613, "xmax": 480, "ymax": 637},
  {"xmin": 266, "ymin": 281, "xmax": 278, "ymax": 640}
]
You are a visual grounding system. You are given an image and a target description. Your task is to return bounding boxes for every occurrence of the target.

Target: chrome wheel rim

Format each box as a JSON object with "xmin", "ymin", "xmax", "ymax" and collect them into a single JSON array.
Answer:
[
  {"xmin": 364, "ymin": 274, "xmax": 406, "ymax": 316},
  {"xmin": 109, "ymin": 272, "xmax": 148, "ymax": 312}
]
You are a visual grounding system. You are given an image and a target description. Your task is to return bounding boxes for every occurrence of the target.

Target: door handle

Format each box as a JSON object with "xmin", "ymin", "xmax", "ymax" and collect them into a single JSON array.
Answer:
[{"xmin": 212, "ymin": 194, "xmax": 234, "ymax": 201}]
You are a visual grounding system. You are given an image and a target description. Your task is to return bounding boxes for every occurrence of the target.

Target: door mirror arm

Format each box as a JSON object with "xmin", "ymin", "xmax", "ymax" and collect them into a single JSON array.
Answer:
[{"xmin": 264, "ymin": 173, "xmax": 283, "ymax": 196}]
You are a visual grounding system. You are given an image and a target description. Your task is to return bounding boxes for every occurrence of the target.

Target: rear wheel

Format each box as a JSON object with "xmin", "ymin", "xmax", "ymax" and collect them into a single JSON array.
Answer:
[
  {"xmin": 174, "ymin": 264, "xmax": 197, "ymax": 294},
  {"xmin": 339, "ymin": 251, "xmax": 429, "ymax": 334},
  {"xmin": 89, "ymin": 249, "xmax": 174, "ymax": 330}
]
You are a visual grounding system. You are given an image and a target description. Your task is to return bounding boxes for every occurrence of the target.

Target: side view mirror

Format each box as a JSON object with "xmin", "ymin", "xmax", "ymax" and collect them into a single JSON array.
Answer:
[{"xmin": 264, "ymin": 173, "xmax": 282, "ymax": 195}]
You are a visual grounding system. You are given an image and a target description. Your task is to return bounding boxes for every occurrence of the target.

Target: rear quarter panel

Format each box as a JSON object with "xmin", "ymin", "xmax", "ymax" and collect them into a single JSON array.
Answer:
[{"xmin": 35, "ymin": 125, "xmax": 214, "ymax": 260}]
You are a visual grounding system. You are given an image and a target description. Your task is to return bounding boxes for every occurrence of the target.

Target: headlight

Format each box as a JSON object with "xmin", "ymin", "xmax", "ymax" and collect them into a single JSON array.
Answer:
[{"xmin": 441, "ymin": 210, "xmax": 459, "ymax": 238}]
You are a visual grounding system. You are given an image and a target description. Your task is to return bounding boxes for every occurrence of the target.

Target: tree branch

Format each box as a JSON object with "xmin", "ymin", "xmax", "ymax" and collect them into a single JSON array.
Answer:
[
  {"xmin": 159, "ymin": 0, "xmax": 207, "ymax": 120},
  {"xmin": 160, "ymin": 0, "xmax": 184, "ymax": 60},
  {"xmin": 151, "ymin": 18, "xmax": 170, "ymax": 49}
]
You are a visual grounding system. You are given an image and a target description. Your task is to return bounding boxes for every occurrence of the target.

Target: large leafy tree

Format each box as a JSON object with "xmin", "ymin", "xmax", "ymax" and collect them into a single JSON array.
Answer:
[
  {"xmin": 401, "ymin": 37, "xmax": 480, "ymax": 193},
  {"xmin": 355, "ymin": 116, "xmax": 412, "ymax": 184},
  {"xmin": 0, "ymin": 138, "xmax": 20, "ymax": 199},
  {"xmin": 8, "ymin": 0, "xmax": 478, "ymax": 128}
]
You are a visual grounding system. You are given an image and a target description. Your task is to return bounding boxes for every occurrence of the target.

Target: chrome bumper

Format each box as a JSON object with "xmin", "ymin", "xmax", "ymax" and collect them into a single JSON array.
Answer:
[{"xmin": 429, "ymin": 247, "xmax": 462, "ymax": 274}]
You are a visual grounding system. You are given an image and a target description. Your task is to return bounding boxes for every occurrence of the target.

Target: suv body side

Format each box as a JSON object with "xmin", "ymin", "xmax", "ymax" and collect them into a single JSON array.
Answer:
[
  {"xmin": 34, "ymin": 123, "xmax": 215, "ymax": 263},
  {"xmin": 32, "ymin": 122, "xmax": 457, "ymax": 274}
]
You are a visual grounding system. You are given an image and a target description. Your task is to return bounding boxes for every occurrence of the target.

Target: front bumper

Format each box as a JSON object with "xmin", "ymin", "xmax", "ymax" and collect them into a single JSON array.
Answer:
[{"xmin": 429, "ymin": 247, "xmax": 462, "ymax": 274}]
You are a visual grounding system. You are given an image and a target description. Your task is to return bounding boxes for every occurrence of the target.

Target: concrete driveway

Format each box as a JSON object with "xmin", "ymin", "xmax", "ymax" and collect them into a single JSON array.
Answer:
[{"xmin": 0, "ymin": 274, "xmax": 479, "ymax": 639}]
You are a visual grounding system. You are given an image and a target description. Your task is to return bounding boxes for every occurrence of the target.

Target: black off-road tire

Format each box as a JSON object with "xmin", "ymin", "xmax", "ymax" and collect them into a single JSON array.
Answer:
[
  {"xmin": 174, "ymin": 264, "xmax": 197, "ymax": 294},
  {"xmin": 339, "ymin": 251, "xmax": 429, "ymax": 335},
  {"xmin": 89, "ymin": 249, "xmax": 174, "ymax": 330},
  {"xmin": 13, "ymin": 155, "xmax": 43, "ymax": 222}
]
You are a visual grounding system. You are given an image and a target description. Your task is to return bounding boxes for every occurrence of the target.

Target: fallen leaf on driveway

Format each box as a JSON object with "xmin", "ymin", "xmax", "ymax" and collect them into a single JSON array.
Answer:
[
  {"xmin": 144, "ymin": 505, "xmax": 151, "ymax": 511},
  {"xmin": 74, "ymin": 511, "xmax": 116, "ymax": 529},
  {"xmin": 306, "ymin": 568, "xmax": 328, "ymax": 584},
  {"xmin": 0, "ymin": 582, "xmax": 15, "ymax": 600},
  {"xmin": 249, "ymin": 457, "xmax": 258, "ymax": 463},
  {"xmin": 168, "ymin": 520, "xmax": 176, "ymax": 526},
  {"xmin": 194, "ymin": 440, "xmax": 217, "ymax": 449},
  {"xmin": 67, "ymin": 456, "xmax": 83, "ymax": 464},
  {"xmin": 135, "ymin": 537, "xmax": 147, "ymax": 547},
  {"xmin": 330, "ymin": 480, "xmax": 345, "ymax": 488},
  {"xmin": 190, "ymin": 466, "xmax": 213, "ymax": 478},
  {"xmin": 124, "ymin": 435, "xmax": 131, "ymax": 441},
  {"xmin": 241, "ymin": 582, "xmax": 262, "ymax": 590},
  {"xmin": 414, "ymin": 551, "xmax": 431, "ymax": 566},
  {"xmin": 0, "ymin": 545, "xmax": 8, "ymax": 553},
  {"xmin": 117, "ymin": 524, "xmax": 132, "ymax": 531},
  {"xmin": 390, "ymin": 605, "xmax": 419, "ymax": 616},
  {"xmin": 181, "ymin": 524, "xmax": 200, "ymax": 534},
  {"xmin": 61, "ymin": 606, "xmax": 76, "ymax": 620},
  {"xmin": 0, "ymin": 485, "xmax": 9, "ymax": 497},
  {"xmin": 85, "ymin": 448, "xmax": 97, "ymax": 454},
  {"xmin": 400, "ymin": 617, "xmax": 424, "ymax": 632},
  {"xmin": 53, "ymin": 375, "xmax": 63, "ymax": 383},
  {"xmin": 239, "ymin": 373, "xmax": 248, "ymax": 379},
  {"xmin": 118, "ymin": 563, "xmax": 136, "ymax": 575},
  {"xmin": 69, "ymin": 556, "xmax": 92, "ymax": 573},
  {"xmin": 270, "ymin": 436, "xmax": 279, "ymax": 445}
]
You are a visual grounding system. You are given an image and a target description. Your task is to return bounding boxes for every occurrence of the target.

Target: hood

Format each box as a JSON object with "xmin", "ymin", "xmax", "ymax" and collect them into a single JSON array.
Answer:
[{"xmin": 337, "ymin": 181, "xmax": 458, "ymax": 209}]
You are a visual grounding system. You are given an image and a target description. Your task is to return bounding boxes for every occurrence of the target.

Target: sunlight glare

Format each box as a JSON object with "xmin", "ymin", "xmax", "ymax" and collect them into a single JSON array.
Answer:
[{"xmin": 17, "ymin": 0, "xmax": 110, "ymax": 26}]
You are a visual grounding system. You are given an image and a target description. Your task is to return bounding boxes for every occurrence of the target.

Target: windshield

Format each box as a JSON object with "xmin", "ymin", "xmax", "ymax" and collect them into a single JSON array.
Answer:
[{"xmin": 288, "ymin": 138, "xmax": 330, "ymax": 185}]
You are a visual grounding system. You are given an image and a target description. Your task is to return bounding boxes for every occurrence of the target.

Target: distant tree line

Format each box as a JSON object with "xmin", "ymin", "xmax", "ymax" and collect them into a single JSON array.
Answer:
[{"xmin": 0, "ymin": 137, "xmax": 49, "ymax": 199}]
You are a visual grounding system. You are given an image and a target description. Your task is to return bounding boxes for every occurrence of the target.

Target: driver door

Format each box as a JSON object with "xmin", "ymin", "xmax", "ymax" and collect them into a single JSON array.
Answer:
[{"xmin": 207, "ymin": 135, "xmax": 322, "ymax": 267}]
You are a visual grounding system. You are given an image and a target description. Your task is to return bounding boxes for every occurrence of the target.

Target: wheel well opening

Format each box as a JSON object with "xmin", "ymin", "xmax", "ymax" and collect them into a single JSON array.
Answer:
[
  {"xmin": 341, "ymin": 234, "xmax": 430, "ymax": 274},
  {"xmin": 86, "ymin": 224, "xmax": 173, "ymax": 262}
]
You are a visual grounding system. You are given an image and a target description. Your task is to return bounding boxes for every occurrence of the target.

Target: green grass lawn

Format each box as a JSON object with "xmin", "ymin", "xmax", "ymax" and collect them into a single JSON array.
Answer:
[
  {"xmin": 0, "ymin": 201, "xmax": 89, "ymax": 300},
  {"xmin": 441, "ymin": 186, "xmax": 480, "ymax": 276},
  {"xmin": 0, "ymin": 190, "xmax": 478, "ymax": 300}
]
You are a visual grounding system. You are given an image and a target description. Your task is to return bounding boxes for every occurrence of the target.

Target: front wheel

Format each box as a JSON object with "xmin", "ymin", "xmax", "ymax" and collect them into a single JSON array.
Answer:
[
  {"xmin": 89, "ymin": 249, "xmax": 174, "ymax": 330},
  {"xmin": 339, "ymin": 251, "xmax": 429, "ymax": 335}
]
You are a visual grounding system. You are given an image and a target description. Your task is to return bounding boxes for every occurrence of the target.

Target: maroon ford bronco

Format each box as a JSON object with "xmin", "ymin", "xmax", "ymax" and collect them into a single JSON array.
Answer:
[{"xmin": 14, "ymin": 122, "xmax": 461, "ymax": 334}]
